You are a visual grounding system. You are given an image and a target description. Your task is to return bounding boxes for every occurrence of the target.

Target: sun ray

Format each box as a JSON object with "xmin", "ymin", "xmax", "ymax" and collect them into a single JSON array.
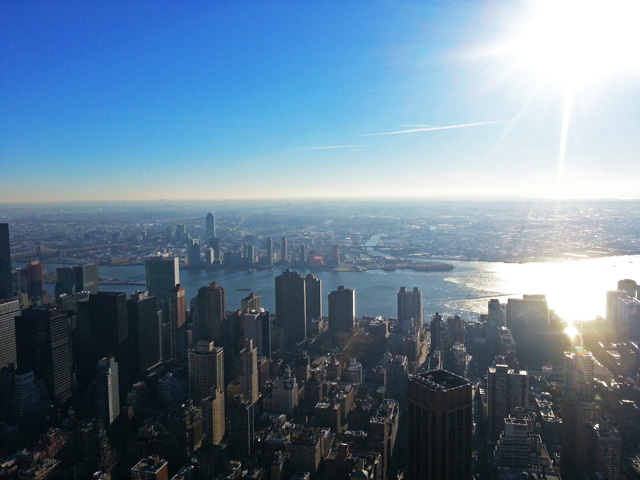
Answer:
[{"xmin": 556, "ymin": 87, "xmax": 574, "ymax": 194}]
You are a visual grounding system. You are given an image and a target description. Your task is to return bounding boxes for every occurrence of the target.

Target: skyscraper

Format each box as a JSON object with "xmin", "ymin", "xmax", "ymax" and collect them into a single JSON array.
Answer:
[
  {"xmin": 266, "ymin": 237, "xmax": 273, "ymax": 265},
  {"xmin": 0, "ymin": 224, "xmax": 11, "ymax": 299},
  {"xmin": 205, "ymin": 213, "xmax": 216, "ymax": 240},
  {"xmin": 55, "ymin": 267, "xmax": 76, "ymax": 297},
  {"xmin": 77, "ymin": 292, "xmax": 129, "ymax": 393},
  {"xmin": 75, "ymin": 263, "xmax": 99, "ymax": 293},
  {"xmin": 275, "ymin": 270, "xmax": 306, "ymax": 346},
  {"xmin": 0, "ymin": 299, "xmax": 19, "ymax": 369},
  {"xmin": 188, "ymin": 239, "xmax": 201, "ymax": 269},
  {"xmin": 227, "ymin": 394, "xmax": 255, "ymax": 459},
  {"xmin": 564, "ymin": 348, "xmax": 595, "ymax": 396},
  {"xmin": 487, "ymin": 364, "xmax": 529, "ymax": 435},
  {"xmin": 397, "ymin": 286, "xmax": 423, "ymax": 333},
  {"xmin": 245, "ymin": 243, "xmax": 255, "ymax": 267},
  {"xmin": 145, "ymin": 256, "xmax": 179, "ymax": 306},
  {"xmin": 25, "ymin": 260, "xmax": 44, "ymax": 300},
  {"xmin": 304, "ymin": 274, "xmax": 322, "ymax": 320},
  {"xmin": 201, "ymin": 389, "xmax": 225, "ymax": 445},
  {"xmin": 240, "ymin": 310, "xmax": 271, "ymax": 359},
  {"xmin": 331, "ymin": 244, "xmax": 340, "ymax": 265},
  {"xmin": 328, "ymin": 285, "xmax": 355, "ymax": 334},
  {"xmin": 196, "ymin": 282, "xmax": 225, "ymax": 344},
  {"xmin": 168, "ymin": 284, "xmax": 186, "ymax": 359},
  {"xmin": 209, "ymin": 236, "xmax": 221, "ymax": 262},
  {"xmin": 15, "ymin": 306, "xmax": 73, "ymax": 406},
  {"xmin": 95, "ymin": 356, "xmax": 120, "ymax": 426},
  {"xmin": 127, "ymin": 291, "xmax": 161, "ymax": 376},
  {"xmin": 281, "ymin": 236, "xmax": 288, "ymax": 264},
  {"xmin": 430, "ymin": 313, "xmax": 446, "ymax": 353},
  {"xmin": 408, "ymin": 370, "xmax": 473, "ymax": 480},
  {"xmin": 188, "ymin": 341, "xmax": 224, "ymax": 407},
  {"xmin": 239, "ymin": 338, "xmax": 259, "ymax": 404},
  {"xmin": 618, "ymin": 278, "xmax": 637, "ymax": 298}
]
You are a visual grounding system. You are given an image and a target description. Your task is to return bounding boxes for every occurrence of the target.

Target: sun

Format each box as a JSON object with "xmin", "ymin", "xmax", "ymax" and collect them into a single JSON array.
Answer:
[
  {"xmin": 506, "ymin": 0, "xmax": 640, "ymax": 89},
  {"xmin": 488, "ymin": 0, "xmax": 640, "ymax": 196}
]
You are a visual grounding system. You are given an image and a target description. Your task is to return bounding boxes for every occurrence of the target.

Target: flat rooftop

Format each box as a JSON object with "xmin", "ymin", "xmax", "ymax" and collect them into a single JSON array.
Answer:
[{"xmin": 412, "ymin": 370, "xmax": 471, "ymax": 391}]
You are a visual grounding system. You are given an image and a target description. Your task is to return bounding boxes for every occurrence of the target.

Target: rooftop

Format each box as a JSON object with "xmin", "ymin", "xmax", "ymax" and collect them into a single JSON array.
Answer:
[{"xmin": 412, "ymin": 370, "xmax": 471, "ymax": 391}]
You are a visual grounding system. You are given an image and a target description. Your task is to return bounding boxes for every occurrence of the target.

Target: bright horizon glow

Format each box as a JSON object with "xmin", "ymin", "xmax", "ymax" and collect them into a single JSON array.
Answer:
[{"xmin": 1, "ymin": 2, "xmax": 639, "ymax": 202}]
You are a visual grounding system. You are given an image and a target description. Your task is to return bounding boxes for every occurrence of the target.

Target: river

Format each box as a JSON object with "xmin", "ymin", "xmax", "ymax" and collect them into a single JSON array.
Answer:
[{"xmin": 42, "ymin": 255, "xmax": 640, "ymax": 323}]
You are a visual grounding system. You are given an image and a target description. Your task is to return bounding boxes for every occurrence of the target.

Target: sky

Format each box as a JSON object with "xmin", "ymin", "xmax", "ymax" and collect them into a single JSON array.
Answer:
[{"xmin": 1, "ymin": 1, "xmax": 640, "ymax": 202}]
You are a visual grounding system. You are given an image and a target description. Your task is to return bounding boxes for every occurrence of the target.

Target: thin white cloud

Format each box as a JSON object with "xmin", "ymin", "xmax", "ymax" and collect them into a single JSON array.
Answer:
[
  {"xmin": 294, "ymin": 144, "xmax": 368, "ymax": 151},
  {"xmin": 362, "ymin": 120, "xmax": 509, "ymax": 136}
]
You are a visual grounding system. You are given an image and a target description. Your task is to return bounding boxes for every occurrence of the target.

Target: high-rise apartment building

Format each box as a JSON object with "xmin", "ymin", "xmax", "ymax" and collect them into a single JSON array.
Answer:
[
  {"xmin": 564, "ymin": 348, "xmax": 595, "ymax": 396},
  {"xmin": 145, "ymin": 256, "xmax": 179, "ymax": 306},
  {"xmin": 304, "ymin": 274, "xmax": 322, "ymax": 320},
  {"xmin": 0, "ymin": 224, "xmax": 12, "ymax": 299},
  {"xmin": 240, "ymin": 292, "xmax": 260, "ymax": 313},
  {"xmin": 587, "ymin": 417, "xmax": 621, "ymax": 480},
  {"xmin": 196, "ymin": 282, "xmax": 225, "ymax": 344},
  {"xmin": 398, "ymin": 286, "xmax": 423, "ymax": 333},
  {"xmin": 95, "ymin": 356, "xmax": 120, "ymax": 426},
  {"xmin": 618, "ymin": 279, "xmax": 637, "ymax": 298},
  {"xmin": 201, "ymin": 389, "xmax": 225, "ymax": 445},
  {"xmin": 487, "ymin": 365, "xmax": 529, "ymax": 435},
  {"xmin": 408, "ymin": 370, "xmax": 473, "ymax": 480},
  {"xmin": 188, "ymin": 341, "xmax": 224, "ymax": 406},
  {"xmin": 270, "ymin": 367, "xmax": 299, "ymax": 414},
  {"xmin": 0, "ymin": 299, "xmax": 19, "ymax": 369},
  {"xmin": 227, "ymin": 394, "xmax": 255, "ymax": 459},
  {"xmin": 328, "ymin": 285, "xmax": 355, "ymax": 334},
  {"xmin": 275, "ymin": 270, "xmax": 306, "ymax": 346}
]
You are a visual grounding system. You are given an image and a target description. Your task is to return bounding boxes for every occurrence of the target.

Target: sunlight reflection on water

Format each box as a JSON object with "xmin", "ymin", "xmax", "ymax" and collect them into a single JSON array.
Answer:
[{"xmin": 48, "ymin": 255, "xmax": 640, "ymax": 323}]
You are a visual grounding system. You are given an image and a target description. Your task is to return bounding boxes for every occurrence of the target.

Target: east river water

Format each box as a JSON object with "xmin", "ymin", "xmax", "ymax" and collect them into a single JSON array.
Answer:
[{"xmin": 45, "ymin": 255, "xmax": 640, "ymax": 324}]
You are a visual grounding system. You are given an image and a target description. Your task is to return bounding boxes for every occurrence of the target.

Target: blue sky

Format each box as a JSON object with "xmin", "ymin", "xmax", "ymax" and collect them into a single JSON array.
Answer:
[{"xmin": 2, "ymin": 1, "xmax": 639, "ymax": 202}]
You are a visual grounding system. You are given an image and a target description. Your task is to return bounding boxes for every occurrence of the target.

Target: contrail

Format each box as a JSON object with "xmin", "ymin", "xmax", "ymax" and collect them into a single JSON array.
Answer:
[
  {"xmin": 294, "ymin": 144, "xmax": 368, "ymax": 151},
  {"xmin": 362, "ymin": 119, "xmax": 509, "ymax": 136}
]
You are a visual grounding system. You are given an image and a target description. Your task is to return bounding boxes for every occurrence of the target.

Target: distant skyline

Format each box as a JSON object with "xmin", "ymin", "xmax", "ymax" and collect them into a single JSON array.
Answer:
[{"xmin": 2, "ymin": 1, "xmax": 639, "ymax": 203}]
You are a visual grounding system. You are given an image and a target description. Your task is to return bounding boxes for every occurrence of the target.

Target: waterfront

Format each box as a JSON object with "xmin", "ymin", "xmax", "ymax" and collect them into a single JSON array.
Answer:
[{"xmin": 45, "ymin": 255, "xmax": 640, "ymax": 323}]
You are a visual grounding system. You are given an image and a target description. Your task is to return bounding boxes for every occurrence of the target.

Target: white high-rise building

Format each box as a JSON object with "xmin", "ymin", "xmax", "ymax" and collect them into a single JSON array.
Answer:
[
  {"xmin": 270, "ymin": 367, "xmax": 298, "ymax": 414},
  {"xmin": 96, "ymin": 356, "xmax": 120, "ymax": 426}
]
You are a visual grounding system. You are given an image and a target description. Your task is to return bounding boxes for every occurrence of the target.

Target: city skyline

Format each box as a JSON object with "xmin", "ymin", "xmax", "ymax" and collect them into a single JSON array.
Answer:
[{"xmin": 2, "ymin": 1, "xmax": 639, "ymax": 203}]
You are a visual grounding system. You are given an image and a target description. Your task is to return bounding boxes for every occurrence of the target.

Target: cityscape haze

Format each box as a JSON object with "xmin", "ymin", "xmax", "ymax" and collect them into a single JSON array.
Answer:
[{"xmin": 2, "ymin": 1, "xmax": 640, "ymax": 479}]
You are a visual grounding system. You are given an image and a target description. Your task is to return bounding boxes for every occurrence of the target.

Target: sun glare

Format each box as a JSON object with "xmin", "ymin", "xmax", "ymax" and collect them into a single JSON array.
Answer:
[{"xmin": 508, "ymin": 0, "xmax": 640, "ymax": 88}]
